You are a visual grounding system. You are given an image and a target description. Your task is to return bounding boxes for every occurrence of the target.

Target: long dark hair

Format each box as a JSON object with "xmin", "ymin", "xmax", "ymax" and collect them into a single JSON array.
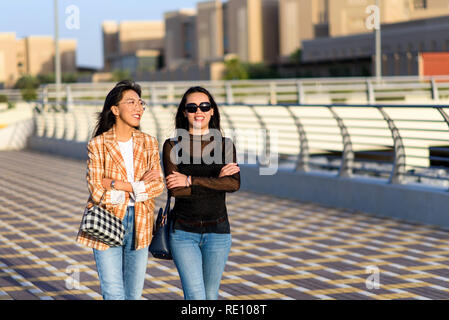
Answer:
[
  {"xmin": 92, "ymin": 80, "xmax": 142, "ymax": 138},
  {"xmin": 175, "ymin": 86, "xmax": 221, "ymax": 133}
]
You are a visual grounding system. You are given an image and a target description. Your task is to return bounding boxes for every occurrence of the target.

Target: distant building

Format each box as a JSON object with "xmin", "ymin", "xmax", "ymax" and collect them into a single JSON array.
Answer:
[
  {"xmin": 164, "ymin": 10, "xmax": 197, "ymax": 70},
  {"xmin": 102, "ymin": 21, "xmax": 165, "ymax": 74},
  {"xmin": 0, "ymin": 33, "xmax": 19, "ymax": 87},
  {"xmin": 226, "ymin": 0, "xmax": 279, "ymax": 64},
  {"xmin": 279, "ymin": 0, "xmax": 449, "ymax": 61},
  {"xmin": 196, "ymin": 0, "xmax": 225, "ymax": 65},
  {"xmin": 0, "ymin": 33, "xmax": 76, "ymax": 88},
  {"xmin": 279, "ymin": 0, "xmax": 329, "ymax": 61},
  {"xmin": 21, "ymin": 36, "xmax": 76, "ymax": 75},
  {"xmin": 301, "ymin": 15, "xmax": 449, "ymax": 77}
]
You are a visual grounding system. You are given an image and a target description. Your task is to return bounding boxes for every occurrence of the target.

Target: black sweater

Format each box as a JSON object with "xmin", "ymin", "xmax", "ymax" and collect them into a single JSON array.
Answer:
[{"xmin": 162, "ymin": 133, "xmax": 240, "ymax": 234}]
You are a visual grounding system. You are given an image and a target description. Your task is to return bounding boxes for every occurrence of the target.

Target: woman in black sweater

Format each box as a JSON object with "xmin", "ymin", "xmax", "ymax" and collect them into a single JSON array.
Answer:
[{"xmin": 162, "ymin": 86, "xmax": 240, "ymax": 300}]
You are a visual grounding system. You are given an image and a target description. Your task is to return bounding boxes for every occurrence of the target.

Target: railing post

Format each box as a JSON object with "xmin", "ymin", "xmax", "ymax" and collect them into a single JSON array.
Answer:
[
  {"xmin": 150, "ymin": 83, "xmax": 157, "ymax": 105},
  {"xmin": 66, "ymin": 85, "xmax": 73, "ymax": 112},
  {"xmin": 431, "ymin": 78, "xmax": 439, "ymax": 101},
  {"xmin": 285, "ymin": 106, "xmax": 309, "ymax": 172},
  {"xmin": 378, "ymin": 107, "xmax": 406, "ymax": 184},
  {"xmin": 329, "ymin": 107, "xmax": 354, "ymax": 177},
  {"xmin": 226, "ymin": 82, "xmax": 234, "ymax": 104},
  {"xmin": 168, "ymin": 84, "xmax": 175, "ymax": 103},
  {"xmin": 297, "ymin": 81, "xmax": 304, "ymax": 104},
  {"xmin": 269, "ymin": 82, "xmax": 277, "ymax": 104},
  {"xmin": 366, "ymin": 79, "xmax": 375, "ymax": 104},
  {"xmin": 41, "ymin": 85, "xmax": 49, "ymax": 107}
]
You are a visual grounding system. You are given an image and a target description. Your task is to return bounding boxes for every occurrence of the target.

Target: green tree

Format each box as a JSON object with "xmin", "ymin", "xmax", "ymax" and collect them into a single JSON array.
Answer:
[
  {"xmin": 246, "ymin": 63, "xmax": 278, "ymax": 79},
  {"xmin": 14, "ymin": 75, "xmax": 39, "ymax": 101},
  {"xmin": 14, "ymin": 75, "xmax": 39, "ymax": 90},
  {"xmin": 112, "ymin": 69, "xmax": 132, "ymax": 82},
  {"xmin": 223, "ymin": 58, "xmax": 249, "ymax": 80},
  {"xmin": 290, "ymin": 48, "xmax": 302, "ymax": 64},
  {"xmin": 37, "ymin": 72, "xmax": 78, "ymax": 84}
]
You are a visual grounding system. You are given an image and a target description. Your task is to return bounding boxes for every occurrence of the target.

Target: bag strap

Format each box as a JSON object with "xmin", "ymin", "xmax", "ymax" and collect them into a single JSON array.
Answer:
[{"xmin": 98, "ymin": 134, "xmax": 107, "ymax": 207}]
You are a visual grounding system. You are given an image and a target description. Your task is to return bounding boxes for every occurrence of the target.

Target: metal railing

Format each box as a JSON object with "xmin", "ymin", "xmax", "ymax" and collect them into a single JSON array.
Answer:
[
  {"xmin": 32, "ymin": 99, "xmax": 449, "ymax": 190},
  {"xmin": 5, "ymin": 75, "xmax": 449, "ymax": 105}
]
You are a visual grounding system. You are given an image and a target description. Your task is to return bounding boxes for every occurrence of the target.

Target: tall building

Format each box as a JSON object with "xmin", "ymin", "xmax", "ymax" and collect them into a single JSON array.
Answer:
[
  {"xmin": 0, "ymin": 33, "xmax": 19, "ymax": 87},
  {"xmin": 226, "ymin": 0, "xmax": 279, "ymax": 64},
  {"xmin": 279, "ymin": 0, "xmax": 329, "ymax": 60},
  {"xmin": 164, "ymin": 10, "xmax": 197, "ymax": 70},
  {"xmin": 261, "ymin": 0, "xmax": 280, "ymax": 63},
  {"xmin": 196, "ymin": 0, "xmax": 224, "ymax": 64},
  {"xmin": 227, "ymin": 0, "xmax": 262, "ymax": 63},
  {"xmin": 102, "ymin": 21, "xmax": 165, "ymax": 73},
  {"xmin": 0, "ymin": 33, "xmax": 76, "ymax": 88}
]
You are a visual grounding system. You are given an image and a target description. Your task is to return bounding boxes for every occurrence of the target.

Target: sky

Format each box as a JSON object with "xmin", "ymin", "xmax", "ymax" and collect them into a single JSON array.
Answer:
[{"xmin": 0, "ymin": 0, "xmax": 200, "ymax": 69}]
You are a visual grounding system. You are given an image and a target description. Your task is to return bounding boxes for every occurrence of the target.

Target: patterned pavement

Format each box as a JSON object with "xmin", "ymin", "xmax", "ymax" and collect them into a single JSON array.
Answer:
[{"xmin": 1, "ymin": 150, "xmax": 449, "ymax": 300}]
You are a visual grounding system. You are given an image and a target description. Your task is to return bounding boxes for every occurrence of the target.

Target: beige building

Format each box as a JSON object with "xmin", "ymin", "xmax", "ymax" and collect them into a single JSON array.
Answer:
[
  {"xmin": 279, "ymin": 0, "xmax": 329, "ymax": 60},
  {"xmin": 0, "ymin": 33, "xmax": 76, "ymax": 88},
  {"xmin": 196, "ymin": 0, "xmax": 225, "ymax": 64},
  {"xmin": 329, "ymin": 0, "xmax": 449, "ymax": 37},
  {"xmin": 164, "ymin": 10, "xmax": 197, "ymax": 70},
  {"xmin": 0, "ymin": 33, "xmax": 19, "ymax": 87},
  {"xmin": 19, "ymin": 36, "xmax": 77, "ymax": 76},
  {"xmin": 226, "ymin": 0, "xmax": 279, "ymax": 63},
  {"xmin": 227, "ymin": 0, "xmax": 263, "ymax": 63},
  {"xmin": 279, "ymin": 0, "xmax": 449, "ymax": 60},
  {"xmin": 328, "ymin": 0, "xmax": 407, "ymax": 38},
  {"xmin": 102, "ymin": 21, "xmax": 164, "ymax": 72}
]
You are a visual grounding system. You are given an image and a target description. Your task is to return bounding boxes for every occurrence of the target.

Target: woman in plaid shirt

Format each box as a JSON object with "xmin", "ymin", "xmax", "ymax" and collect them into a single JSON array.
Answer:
[{"xmin": 76, "ymin": 80, "xmax": 164, "ymax": 300}]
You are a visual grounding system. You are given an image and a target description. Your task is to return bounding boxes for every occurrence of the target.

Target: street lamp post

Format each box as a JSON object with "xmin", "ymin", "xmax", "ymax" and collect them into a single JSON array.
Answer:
[
  {"xmin": 54, "ymin": 0, "xmax": 61, "ymax": 105},
  {"xmin": 375, "ymin": 0, "xmax": 382, "ymax": 80}
]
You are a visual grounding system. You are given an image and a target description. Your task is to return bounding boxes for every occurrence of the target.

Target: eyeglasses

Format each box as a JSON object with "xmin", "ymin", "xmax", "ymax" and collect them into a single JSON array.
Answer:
[
  {"xmin": 120, "ymin": 98, "xmax": 147, "ymax": 111},
  {"xmin": 185, "ymin": 102, "xmax": 212, "ymax": 113}
]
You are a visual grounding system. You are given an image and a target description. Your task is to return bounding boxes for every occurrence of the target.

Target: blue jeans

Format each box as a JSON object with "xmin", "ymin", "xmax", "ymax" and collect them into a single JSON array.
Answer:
[
  {"xmin": 93, "ymin": 207, "xmax": 149, "ymax": 300},
  {"xmin": 169, "ymin": 229, "xmax": 231, "ymax": 300}
]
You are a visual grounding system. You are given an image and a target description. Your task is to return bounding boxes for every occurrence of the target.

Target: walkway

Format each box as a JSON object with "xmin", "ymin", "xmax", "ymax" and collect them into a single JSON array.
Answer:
[{"xmin": 1, "ymin": 150, "xmax": 449, "ymax": 300}]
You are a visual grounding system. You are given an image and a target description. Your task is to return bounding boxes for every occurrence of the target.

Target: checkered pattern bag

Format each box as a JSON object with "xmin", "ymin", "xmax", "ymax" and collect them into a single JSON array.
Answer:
[{"xmin": 80, "ymin": 206, "xmax": 125, "ymax": 247}]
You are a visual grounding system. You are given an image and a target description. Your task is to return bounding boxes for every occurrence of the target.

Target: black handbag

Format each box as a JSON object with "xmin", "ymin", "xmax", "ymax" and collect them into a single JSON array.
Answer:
[
  {"xmin": 80, "ymin": 205, "xmax": 125, "ymax": 247},
  {"xmin": 149, "ymin": 193, "xmax": 173, "ymax": 260}
]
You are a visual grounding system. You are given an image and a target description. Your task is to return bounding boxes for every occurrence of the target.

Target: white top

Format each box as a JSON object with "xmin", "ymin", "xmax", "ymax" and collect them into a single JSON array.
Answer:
[
  {"xmin": 118, "ymin": 138, "xmax": 135, "ymax": 206},
  {"xmin": 109, "ymin": 137, "xmax": 148, "ymax": 207}
]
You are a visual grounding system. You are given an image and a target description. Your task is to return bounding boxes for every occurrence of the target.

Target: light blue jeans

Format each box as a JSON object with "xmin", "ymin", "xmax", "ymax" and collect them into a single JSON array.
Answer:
[
  {"xmin": 169, "ymin": 229, "xmax": 232, "ymax": 300},
  {"xmin": 93, "ymin": 206, "xmax": 149, "ymax": 300}
]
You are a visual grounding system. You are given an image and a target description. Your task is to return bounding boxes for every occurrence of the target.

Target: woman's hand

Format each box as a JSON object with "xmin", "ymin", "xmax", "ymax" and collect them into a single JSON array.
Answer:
[
  {"xmin": 166, "ymin": 172, "xmax": 190, "ymax": 189},
  {"xmin": 219, "ymin": 163, "xmax": 240, "ymax": 178},
  {"xmin": 102, "ymin": 178, "xmax": 113, "ymax": 190},
  {"xmin": 140, "ymin": 169, "xmax": 162, "ymax": 183}
]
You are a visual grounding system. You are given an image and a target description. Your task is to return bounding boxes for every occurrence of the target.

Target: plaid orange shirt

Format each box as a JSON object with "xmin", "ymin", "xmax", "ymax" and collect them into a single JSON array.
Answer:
[{"xmin": 76, "ymin": 126, "xmax": 165, "ymax": 250}]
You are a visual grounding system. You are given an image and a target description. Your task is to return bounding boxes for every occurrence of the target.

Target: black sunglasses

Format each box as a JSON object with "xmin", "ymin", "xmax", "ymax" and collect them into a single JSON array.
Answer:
[{"xmin": 185, "ymin": 102, "xmax": 212, "ymax": 113}]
